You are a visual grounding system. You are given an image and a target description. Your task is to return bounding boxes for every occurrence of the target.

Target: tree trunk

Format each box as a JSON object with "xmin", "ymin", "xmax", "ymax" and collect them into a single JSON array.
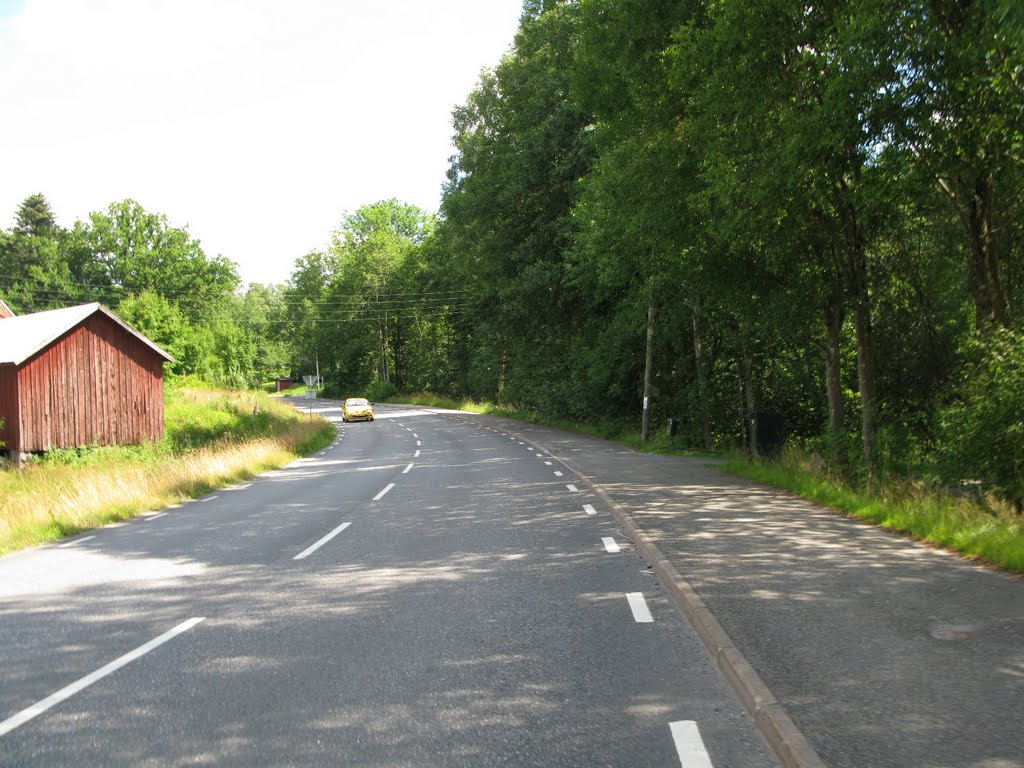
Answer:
[
  {"xmin": 497, "ymin": 347, "xmax": 507, "ymax": 402},
  {"xmin": 847, "ymin": 239, "xmax": 876, "ymax": 471},
  {"xmin": 379, "ymin": 316, "xmax": 391, "ymax": 385},
  {"xmin": 392, "ymin": 320, "xmax": 405, "ymax": 389},
  {"xmin": 742, "ymin": 342, "xmax": 757, "ymax": 459},
  {"xmin": 834, "ymin": 183, "xmax": 877, "ymax": 472},
  {"xmin": 824, "ymin": 296, "xmax": 844, "ymax": 436},
  {"xmin": 692, "ymin": 303, "xmax": 712, "ymax": 450},
  {"xmin": 641, "ymin": 283, "xmax": 655, "ymax": 443},
  {"xmin": 737, "ymin": 364, "xmax": 747, "ymax": 454},
  {"xmin": 968, "ymin": 173, "xmax": 1007, "ymax": 330}
]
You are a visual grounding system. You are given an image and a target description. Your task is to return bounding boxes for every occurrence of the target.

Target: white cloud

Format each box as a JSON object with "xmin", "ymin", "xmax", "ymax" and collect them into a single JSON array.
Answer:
[{"xmin": 0, "ymin": 0, "xmax": 522, "ymax": 285}]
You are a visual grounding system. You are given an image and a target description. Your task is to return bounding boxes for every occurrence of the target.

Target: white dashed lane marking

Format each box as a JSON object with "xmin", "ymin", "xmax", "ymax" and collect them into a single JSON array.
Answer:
[
  {"xmin": 373, "ymin": 483, "xmax": 396, "ymax": 501},
  {"xmin": 626, "ymin": 593, "xmax": 654, "ymax": 623},
  {"xmin": 58, "ymin": 536, "xmax": 95, "ymax": 548},
  {"xmin": 602, "ymin": 537, "xmax": 620, "ymax": 553},
  {"xmin": 294, "ymin": 522, "xmax": 352, "ymax": 560},
  {"xmin": 669, "ymin": 721, "xmax": 714, "ymax": 768}
]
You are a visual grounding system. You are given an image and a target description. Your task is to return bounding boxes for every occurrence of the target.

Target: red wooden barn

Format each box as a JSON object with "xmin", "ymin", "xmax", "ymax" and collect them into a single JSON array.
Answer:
[{"xmin": 0, "ymin": 302, "xmax": 173, "ymax": 459}]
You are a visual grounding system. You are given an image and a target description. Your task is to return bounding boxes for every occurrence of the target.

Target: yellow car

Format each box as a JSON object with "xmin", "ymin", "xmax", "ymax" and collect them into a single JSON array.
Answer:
[{"xmin": 342, "ymin": 397, "xmax": 374, "ymax": 422}]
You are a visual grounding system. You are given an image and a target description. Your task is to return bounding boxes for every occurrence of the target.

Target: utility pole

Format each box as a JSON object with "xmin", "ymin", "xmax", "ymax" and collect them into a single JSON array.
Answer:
[{"xmin": 641, "ymin": 277, "xmax": 655, "ymax": 443}]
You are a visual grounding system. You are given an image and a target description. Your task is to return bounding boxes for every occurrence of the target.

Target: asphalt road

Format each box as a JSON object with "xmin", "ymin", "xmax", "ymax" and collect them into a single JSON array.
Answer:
[
  {"xmin": 499, "ymin": 415, "xmax": 1024, "ymax": 768},
  {"xmin": 0, "ymin": 402, "xmax": 777, "ymax": 767}
]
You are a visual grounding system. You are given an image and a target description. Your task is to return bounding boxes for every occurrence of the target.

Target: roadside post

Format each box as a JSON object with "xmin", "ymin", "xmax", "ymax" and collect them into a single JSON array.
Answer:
[
  {"xmin": 667, "ymin": 417, "xmax": 678, "ymax": 449},
  {"xmin": 302, "ymin": 375, "xmax": 321, "ymax": 420}
]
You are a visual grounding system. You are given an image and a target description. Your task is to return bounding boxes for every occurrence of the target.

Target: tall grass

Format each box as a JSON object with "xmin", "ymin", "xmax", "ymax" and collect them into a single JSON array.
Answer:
[
  {"xmin": 0, "ymin": 387, "xmax": 334, "ymax": 554},
  {"xmin": 726, "ymin": 451, "xmax": 1024, "ymax": 574}
]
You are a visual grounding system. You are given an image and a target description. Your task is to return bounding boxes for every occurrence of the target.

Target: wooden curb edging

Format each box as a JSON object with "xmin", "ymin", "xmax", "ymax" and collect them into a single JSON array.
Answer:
[{"xmin": 557, "ymin": 454, "xmax": 828, "ymax": 768}]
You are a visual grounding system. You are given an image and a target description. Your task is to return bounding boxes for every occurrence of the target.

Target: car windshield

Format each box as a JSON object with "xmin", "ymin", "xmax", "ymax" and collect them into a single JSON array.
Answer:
[{"xmin": 346, "ymin": 398, "xmax": 369, "ymax": 406}]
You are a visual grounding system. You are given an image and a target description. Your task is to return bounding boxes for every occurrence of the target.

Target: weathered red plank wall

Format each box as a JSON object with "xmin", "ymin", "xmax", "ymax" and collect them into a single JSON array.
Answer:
[
  {"xmin": 0, "ymin": 364, "xmax": 20, "ymax": 453},
  {"xmin": 15, "ymin": 315, "xmax": 165, "ymax": 453}
]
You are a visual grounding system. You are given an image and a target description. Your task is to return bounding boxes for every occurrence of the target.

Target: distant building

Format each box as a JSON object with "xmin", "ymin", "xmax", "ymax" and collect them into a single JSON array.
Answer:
[{"xmin": 0, "ymin": 303, "xmax": 173, "ymax": 460}]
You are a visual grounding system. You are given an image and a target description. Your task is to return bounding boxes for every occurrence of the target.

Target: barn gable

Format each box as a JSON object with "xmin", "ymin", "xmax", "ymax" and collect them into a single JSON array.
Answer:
[{"xmin": 0, "ymin": 303, "xmax": 173, "ymax": 457}]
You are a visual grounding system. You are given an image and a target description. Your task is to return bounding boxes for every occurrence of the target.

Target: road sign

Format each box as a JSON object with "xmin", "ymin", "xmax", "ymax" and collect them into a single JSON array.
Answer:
[{"xmin": 303, "ymin": 375, "xmax": 321, "ymax": 387}]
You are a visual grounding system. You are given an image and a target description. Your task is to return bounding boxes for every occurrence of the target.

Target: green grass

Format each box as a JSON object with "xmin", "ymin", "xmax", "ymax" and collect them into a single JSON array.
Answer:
[
  {"xmin": 726, "ymin": 452, "xmax": 1024, "ymax": 574},
  {"xmin": 0, "ymin": 386, "xmax": 335, "ymax": 554}
]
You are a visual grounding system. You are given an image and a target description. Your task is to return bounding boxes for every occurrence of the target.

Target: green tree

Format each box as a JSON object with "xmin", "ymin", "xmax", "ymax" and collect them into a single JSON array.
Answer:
[
  {"xmin": 76, "ymin": 199, "xmax": 240, "ymax": 318},
  {"xmin": 116, "ymin": 290, "xmax": 192, "ymax": 373},
  {"xmin": 441, "ymin": 0, "xmax": 594, "ymax": 409},
  {"xmin": 0, "ymin": 194, "xmax": 75, "ymax": 312},
  {"xmin": 939, "ymin": 328, "xmax": 1024, "ymax": 510},
  {"xmin": 885, "ymin": 0, "xmax": 1024, "ymax": 332},
  {"xmin": 325, "ymin": 200, "xmax": 434, "ymax": 390},
  {"xmin": 674, "ymin": 0, "xmax": 906, "ymax": 468}
]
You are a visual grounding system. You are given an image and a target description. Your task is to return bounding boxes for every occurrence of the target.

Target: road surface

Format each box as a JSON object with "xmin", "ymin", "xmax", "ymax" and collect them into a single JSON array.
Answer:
[{"xmin": 0, "ymin": 401, "xmax": 777, "ymax": 767}]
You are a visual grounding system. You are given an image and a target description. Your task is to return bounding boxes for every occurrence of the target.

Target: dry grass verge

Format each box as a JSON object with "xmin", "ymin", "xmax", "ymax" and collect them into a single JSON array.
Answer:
[{"xmin": 0, "ymin": 387, "xmax": 334, "ymax": 554}]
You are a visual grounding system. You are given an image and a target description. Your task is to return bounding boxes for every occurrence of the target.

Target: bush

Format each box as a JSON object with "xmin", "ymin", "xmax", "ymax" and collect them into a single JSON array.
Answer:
[
  {"xmin": 938, "ymin": 328, "xmax": 1024, "ymax": 511},
  {"xmin": 364, "ymin": 381, "xmax": 397, "ymax": 402}
]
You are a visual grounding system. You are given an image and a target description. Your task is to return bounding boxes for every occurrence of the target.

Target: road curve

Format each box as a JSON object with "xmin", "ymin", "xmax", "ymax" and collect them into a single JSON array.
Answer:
[{"xmin": 0, "ymin": 401, "xmax": 777, "ymax": 767}]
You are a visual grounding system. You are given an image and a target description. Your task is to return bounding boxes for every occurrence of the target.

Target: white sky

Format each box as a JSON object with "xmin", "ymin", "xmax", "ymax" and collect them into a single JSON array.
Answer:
[{"xmin": 0, "ymin": 0, "xmax": 523, "ymax": 286}]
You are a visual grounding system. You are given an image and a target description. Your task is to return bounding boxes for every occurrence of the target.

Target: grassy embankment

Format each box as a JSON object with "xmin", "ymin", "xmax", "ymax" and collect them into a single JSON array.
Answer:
[
  {"xmin": 389, "ymin": 391, "xmax": 1024, "ymax": 574},
  {"xmin": 0, "ymin": 385, "xmax": 334, "ymax": 554},
  {"xmin": 725, "ymin": 454, "xmax": 1024, "ymax": 573}
]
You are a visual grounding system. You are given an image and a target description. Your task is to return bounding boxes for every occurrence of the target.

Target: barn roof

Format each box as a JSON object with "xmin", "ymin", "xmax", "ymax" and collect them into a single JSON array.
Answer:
[{"xmin": 0, "ymin": 302, "xmax": 174, "ymax": 365}]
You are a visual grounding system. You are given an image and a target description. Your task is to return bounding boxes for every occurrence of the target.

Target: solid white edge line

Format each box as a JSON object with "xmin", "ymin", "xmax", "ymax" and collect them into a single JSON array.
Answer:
[
  {"xmin": 602, "ymin": 537, "xmax": 620, "ymax": 553},
  {"xmin": 669, "ymin": 720, "xmax": 714, "ymax": 768},
  {"xmin": 626, "ymin": 592, "xmax": 654, "ymax": 623},
  {"xmin": 293, "ymin": 521, "xmax": 352, "ymax": 560},
  {"xmin": 373, "ymin": 483, "xmax": 396, "ymax": 501},
  {"xmin": 0, "ymin": 617, "xmax": 206, "ymax": 738},
  {"xmin": 403, "ymin": 463, "xmax": 414, "ymax": 474},
  {"xmin": 583, "ymin": 504, "xmax": 597, "ymax": 515}
]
